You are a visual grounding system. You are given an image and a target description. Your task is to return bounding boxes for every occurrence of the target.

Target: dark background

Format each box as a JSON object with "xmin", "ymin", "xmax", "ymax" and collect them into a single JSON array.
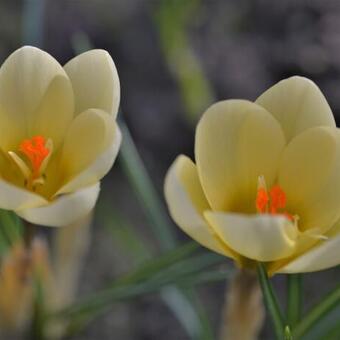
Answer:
[{"xmin": 1, "ymin": 1, "xmax": 340, "ymax": 339}]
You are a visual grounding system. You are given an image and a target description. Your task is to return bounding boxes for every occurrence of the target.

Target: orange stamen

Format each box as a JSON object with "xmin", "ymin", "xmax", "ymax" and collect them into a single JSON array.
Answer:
[
  {"xmin": 256, "ymin": 182, "xmax": 293, "ymax": 220},
  {"xmin": 269, "ymin": 185, "xmax": 287, "ymax": 214},
  {"xmin": 19, "ymin": 136, "xmax": 49, "ymax": 178},
  {"xmin": 256, "ymin": 188, "xmax": 269, "ymax": 213}
]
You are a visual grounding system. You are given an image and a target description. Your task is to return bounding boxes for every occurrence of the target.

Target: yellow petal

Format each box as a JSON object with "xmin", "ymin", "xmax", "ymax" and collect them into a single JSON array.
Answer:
[
  {"xmin": 16, "ymin": 184, "xmax": 100, "ymax": 227},
  {"xmin": 278, "ymin": 127, "xmax": 340, "ymax": 232},
  {"xmin": 58, "ymin": 109, "xmax": 117, "ymax": 191},
  {"xmin": 256, "ymin": 76, "xmax": 335, "ymax": 143},
  {"xmin": 56, "ymin": 123, "xmax": 121, "ymax": 195},
  {"xmin": 205, "ymin": 212, "xmax": 298, "ymax": 261},
  {"xmin": 32, "ymin": 75, "xmax": 74, "ymax": 149},
  {"xmin": 0, "ymin": 46, "xmax": 73, "ymax": 149},
  {"xmin": 64, "ymin": 49, "xmax": 120, "ymax": 117},
  {"xmin": 0, "ymin": 178, "xmax": 47, "ymax": 210},
  {"xmin": 278, "ymin": 234, "xmax": 340, "ymax": 273},
  {"xmin": 164, "ymin": 155, "xmax": 235, "ymax": 258},
  {"xmin": 195, "ymin": 100, "xmax": 285, "ymax": 212}
]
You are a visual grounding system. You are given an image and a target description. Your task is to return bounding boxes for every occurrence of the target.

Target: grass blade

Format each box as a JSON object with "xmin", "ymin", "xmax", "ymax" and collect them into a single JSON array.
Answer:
[
  {"xmin": 257, "ymin": 263, "xmax": 285, "ymax": 339},
  {"xmin": 118, "ymin": 120, "xmax": 176, "ymax": 250},
  {"xmin": 293, "ymin": 282, "xmax": 340, "ymax": 339},
  {"xmin": 286, "ymin": 274, "xmax": 302, "ymax": 328}
]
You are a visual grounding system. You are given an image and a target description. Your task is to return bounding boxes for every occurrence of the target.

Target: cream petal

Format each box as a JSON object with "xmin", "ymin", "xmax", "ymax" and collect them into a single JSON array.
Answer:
[
  {"xmin": 195, "ymin": 100, "xmax": 286, "ymax": 212},
  {"xmin": 64, "ymin": 49, "xmax": 120, "ymax": 117},
  {"xmin": 16, "ymin": 184, "xmax": 100, "ymax": 227},
  {"xmin": 0, "ymin": 178, "xmax": 47, "ymax": 210},
  {"xmin": 31, "ymin": 75, "xmax": 74, "ymax": 149},
  {"xmin": 278, "ymin": 127, "xmax": 340, "ymax": 232},
  {"xmin": 58, "ymin": 109, "xmax": 117, "ymax": 190},
  {"xmin": 278, "ymin": 233, "xmax": 340, "ymax": 273},
  {"xmin": 56, "ymin": 124, "xmax": 121, "ymax": 195},
  {"xmin": 204, "ymin": 212, "xmax": 298, "ymax": 261},
  {"xmin": 256, "ymin": 76, "xmax": 335, "ymax": 143},
  {"xmin": 164, "ymin": 155, "xmax": 235, "ymax": 258},
  {"xmin": 0, "ymin": 46, "xmax": 74, "ymax": 149}
]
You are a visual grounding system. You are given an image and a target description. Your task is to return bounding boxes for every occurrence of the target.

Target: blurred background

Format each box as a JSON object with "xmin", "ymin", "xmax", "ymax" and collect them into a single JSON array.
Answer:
[{"xmin": 1, "ymin": 0, "xmax": 340, "ymax": 339}]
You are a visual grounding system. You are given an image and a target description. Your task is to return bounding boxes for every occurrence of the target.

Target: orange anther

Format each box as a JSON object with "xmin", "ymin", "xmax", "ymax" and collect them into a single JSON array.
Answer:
[
  {"xmin": 256, "ymin": 180, "xmax": 293, "ymax": 221},
  {"xmin": 19, "ymin": 136, "xmax": 49, "ymax": 178},
  {"xmin": 256, "ymin": 188, "xmax": 269, "ymax": 213},
  {"xmin": 269, "ymin": 185, "xmax": 287, "ymax": 214}
]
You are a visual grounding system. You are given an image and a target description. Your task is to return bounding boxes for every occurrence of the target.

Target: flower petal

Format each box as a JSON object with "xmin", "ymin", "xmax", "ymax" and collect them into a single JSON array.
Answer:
[
  {"xmin": 56, "ymin": 123, "xmax": 121, "ymax": 195},
  {"xmin": 58, "ymin": 109, "xmax": 117, "ymax": 192},
  {"xmin": 0, "ymin": 178, "xmax": 47, "ymax": 210},
  {"xmin": 256, "ymin": 76, "xmax": 335, "ymax": 143},
  {"xmin": 195, "ymin": 100, "xmax": 285, "ymax": 211},
  {"xmin": 17, "ymin": 184, "xmax": 100, "ymax": 227},
  {"xmin": 0, "ymin": 46, "xmax": 74, "ymax": 149},
  {"xmin": 164, "ymin": 155, "xmax": 235, "ymax": 258},
  {"xmin": 64, "ymin": 49, "xmax": 120, "ymax": 117},
  {"xmin": 278, "ymin": 233, "xmax": 340, "ymax": 273},
  {"xmin": 32, "ymin": 75, "xmax": 74, "ymax": 149},
  {"xmin": 204, "ymin": 212, "xmax": 298, "ymax": 261},
  {"xmin": 278, "ymin": 126, "xmax": 340, "ymax": 232}
]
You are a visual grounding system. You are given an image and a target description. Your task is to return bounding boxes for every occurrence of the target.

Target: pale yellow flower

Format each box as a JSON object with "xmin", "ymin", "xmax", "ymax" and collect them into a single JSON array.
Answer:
[
  {"xmin": 165, "ymin": 76, "xmax": 340, "ymax": 274},
  {"xmin": 0, "ymin": 46, "xmax": 121, "ymax": 226}
]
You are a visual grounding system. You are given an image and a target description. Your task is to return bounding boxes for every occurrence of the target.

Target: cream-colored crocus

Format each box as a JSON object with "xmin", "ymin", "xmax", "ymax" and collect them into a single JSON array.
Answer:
[
  {"xmin": 165, "ymin": 76, "xmax": 340, "ymax": 274},
  {"xmin": 0, "ymin": 46, "xmax": 121, "ymax": 226}
]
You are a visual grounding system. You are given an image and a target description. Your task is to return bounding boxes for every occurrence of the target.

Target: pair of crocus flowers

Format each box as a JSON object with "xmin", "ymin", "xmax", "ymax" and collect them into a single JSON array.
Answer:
[{"xmin": 1, "ymin": 46, "xmax": 339, "ymax": 274}]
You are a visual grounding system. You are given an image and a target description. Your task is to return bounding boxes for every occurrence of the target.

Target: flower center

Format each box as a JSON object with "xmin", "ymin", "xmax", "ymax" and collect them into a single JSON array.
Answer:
[
  {"xmin": 256, "ymin": 176, "xmax": 294, "ymax": 221},
  {"xmin": 19, "ymin": 136, "xmax": 50, "ymax": 178},
  {"xmin": 8, "ymin": 135, "xmax": 53, "ymax": 190}
]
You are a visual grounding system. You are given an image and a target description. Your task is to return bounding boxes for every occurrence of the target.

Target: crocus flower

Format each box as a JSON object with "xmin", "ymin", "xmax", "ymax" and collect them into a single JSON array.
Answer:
[
  {"xmin": 165, "ymin": 76, "xmax": 340, "ymax": 274},
  {"xmin": 0, "ymin": 46, "xmax": 121, "ymax": 226}
]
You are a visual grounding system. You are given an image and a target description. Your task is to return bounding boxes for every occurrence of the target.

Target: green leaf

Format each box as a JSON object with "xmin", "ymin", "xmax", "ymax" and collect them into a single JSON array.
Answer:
[
  {"xmin": 286, "ymin": 274, "xmax": 302, "ymax": 328},
  {"xmin": 54, "ymin": 249, "xmax": 225, "ymax": 319},
  {"xmin": 284, "ymin": 325, "xmax": 293, "ymax": 340},
  {"xmin": 154, "ymin": 0, "xmax": 214, "ymax": 123},
  {"xmin": 318, "ymin": 319, "xmax": 340, "ymax": 340},
  {"xmin": 98, "ymin": 202, "xmax": 151, "ymax": 265},
  {"xmin": 0, "ymin": 210, "xmax": 24, "ymax": 257},
  {"xmin": 30, "ymin": 274, "xmax": 47, "ymax": 340},
  {"xmin": 117, "ymin": 119, "xmax": 216, "ymax": 339},
  {"xmin": 118, "ymin": 120, "xmax": 176, "ymax": 251},
  {"xmin": 257, "ymin": 263, "xmax": 285, "ymax": 340},
  {"xmin": 293, "ymin": 282, "xmax": 340, "ymax": 339}
]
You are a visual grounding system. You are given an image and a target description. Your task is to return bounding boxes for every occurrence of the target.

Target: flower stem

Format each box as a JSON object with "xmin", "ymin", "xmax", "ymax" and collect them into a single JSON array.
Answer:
[
  {"xmin": 286, "ymin": 274, "xmax": 302, "ymax": 328},
  {"xmin": 257, "ymin": 263, "xmax": 285, "ymax": 339},
  {"xmin": 293, "ymin": 282, "xmax": 340, "ymax": 339}
]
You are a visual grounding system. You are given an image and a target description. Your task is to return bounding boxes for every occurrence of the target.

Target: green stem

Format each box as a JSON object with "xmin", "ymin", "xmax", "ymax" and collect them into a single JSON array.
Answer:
[
  {"xmin": 293, "ymin": 283, "xmax": 340, "ymax": 339},
  {"xmin": 257, "ymin": 263, "xmax": 285, "ymax": 339},
  {"xmin": 287, "ymin": 274, "xmax": 302, "ymax": 328}
]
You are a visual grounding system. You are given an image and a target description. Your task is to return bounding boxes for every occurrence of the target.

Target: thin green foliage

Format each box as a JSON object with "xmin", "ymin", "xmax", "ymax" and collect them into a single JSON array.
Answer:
[
  {"xmin": 154, "ymin": 0, "xmax": 214, "ymax": 123},
  {"xmin": 284, "ymin": 325, "xmax": 293, "ymax": 340},
  {"xmin": 31, "ymin": 274, "xmax": 47, "ymax": 340},
  {"xmin": 98, "ymin": 202, "xmax": 151, "ymax": 265},
  {"xmin": 118, "ymin": 119, "xmax": 216, "ymax": 339},
  {"xmin": 118, "ymin": 120, "xmax": 176, "ymax": 251},
  {"xmin": 292, "ymin": 282, "xmax": 340, "ymax": 339},
  {"xmin": 286, "ymin": 274, "xmax": 302, "ymax": 328},
  {"xmin": 0, "ymin": 209, "xmax": 23, "ymax": 257},
  {"xmin": 257, "ymin": 263, "xmax": 285, "ymax": 340},
  {"xmin": 54, "ymin": 245, "xmax": 225, "ymax": 319}
]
